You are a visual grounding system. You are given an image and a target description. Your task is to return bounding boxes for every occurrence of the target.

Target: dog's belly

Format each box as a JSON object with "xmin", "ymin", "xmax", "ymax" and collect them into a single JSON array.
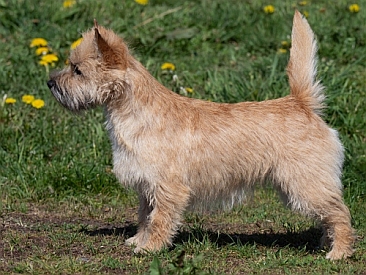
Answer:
[{"xmin": 187, "ymin": 178, "xmax": 253, "ymax": 212}]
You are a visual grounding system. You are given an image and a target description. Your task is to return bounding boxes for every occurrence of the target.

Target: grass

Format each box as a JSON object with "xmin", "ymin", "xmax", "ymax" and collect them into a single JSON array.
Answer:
[{"xmin": 0, "ymin": 0, "xmax": 365, "ymax": 274}]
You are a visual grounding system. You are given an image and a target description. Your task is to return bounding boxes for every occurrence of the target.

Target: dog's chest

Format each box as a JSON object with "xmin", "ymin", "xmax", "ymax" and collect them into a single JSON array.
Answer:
[{"xmin": 104, "ymin": 114, "xmax": 145, "ymax": 187}]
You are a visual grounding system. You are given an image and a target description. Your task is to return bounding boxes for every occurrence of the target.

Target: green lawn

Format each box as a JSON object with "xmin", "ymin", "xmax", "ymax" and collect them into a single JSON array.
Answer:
[{"xmin": 0, "ymin": 0, "xmax": 365, "ymax": 274}]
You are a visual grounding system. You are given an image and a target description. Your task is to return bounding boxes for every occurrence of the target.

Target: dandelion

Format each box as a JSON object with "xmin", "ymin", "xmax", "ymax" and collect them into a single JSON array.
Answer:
[
  {"xmin": 30, "ymin": 38, "xmax": 48, "ymax": 48},
  {"xmin": 5, "ymin": 97, "xmax": 16, "ymax": 104},
  {"xmin": 31, "ymin": 99, "xmax": 45, "ymax": 109},
  {"xmin": 161, "ymin": 62, "xmax": 176, "ymax": 71},
  {"xmin": 299, "ymin": 1, "xmax": 307, "ymax": 6},
  {"xmin": 39, "ymin": 60, "xmax": 49, "ymax": 66},
  {"xmin": 185, "ymin": 87, "xmax": 193, "ymax": 93},
  {"xmin": 35, "ymin": 47, "xmax": 49, "ymax": 56},
  {"xmin": 63, "ymin": 0, "xmax": 76, "ymax": 8},
  {"xmin": 22, "ymin": 95, "xmax": 35, "ymax": 104},
  {"xmin": 349, "ymin": 4, "xmax": 360, "ymax": 13},
  {"xmin": 303, "ymin": 11, "xmax": 309, "ymax": 18},
  {"xmin": 39, "ymin": 54, "xmax": 59, "ymax": 66},
  {"xmin": 71, "ymin": 38, "xmax": 83, "ymax": 49},
  {"xmin": 279, "ymin": 40, "xmax": 290, "ymax": 53},
  {"xmin": 135, "ymin": 0, "xmax": 149, "ymax": 5},
  {"xmin": 263, "ymin": 5, "xmax": 275, "ymax": 14},
  {"xmin": 278, "ymin": 48, "xmax": 287, "ymax": 54},
  {"xmin": 41, "ymin": 54, "xmax": 58, "ymax": 63},
  {"xmin": 281, "ymin": 41, "xmax": 290, "ymax": 47}
]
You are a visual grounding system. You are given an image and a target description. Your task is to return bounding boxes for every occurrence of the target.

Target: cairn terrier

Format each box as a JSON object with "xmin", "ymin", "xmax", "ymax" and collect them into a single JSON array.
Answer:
[{"xmin": 47, "ymin": 11, "xmax": 355, "ymax": 260}]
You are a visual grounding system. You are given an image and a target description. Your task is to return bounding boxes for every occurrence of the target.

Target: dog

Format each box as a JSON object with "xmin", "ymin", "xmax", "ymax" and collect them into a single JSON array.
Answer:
[{"xmin": 47, "ymin": 11, "xmax": 355, "ymax": 260}]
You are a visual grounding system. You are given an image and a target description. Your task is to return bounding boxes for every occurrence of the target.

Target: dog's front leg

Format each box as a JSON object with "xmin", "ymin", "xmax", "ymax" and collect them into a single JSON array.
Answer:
[
  {"xmin": 130, "ymin": 181, "xmax": 190, "ymax": 253},
  {"xmin": 125, "ymin": 195, "xmax": 152, "ymax": 248}
]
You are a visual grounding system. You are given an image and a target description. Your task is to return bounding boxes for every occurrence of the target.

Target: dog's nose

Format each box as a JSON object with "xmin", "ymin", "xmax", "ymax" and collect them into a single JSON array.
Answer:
[{"xmin": 47, "ymin": 79, "xmax": 56, "ymax": 89}]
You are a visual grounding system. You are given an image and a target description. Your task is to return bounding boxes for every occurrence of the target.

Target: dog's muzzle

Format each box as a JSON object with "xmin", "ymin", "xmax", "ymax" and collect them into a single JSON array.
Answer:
[{"xmin": 47, "ymin": 79, "xmax": 66, "ymax": 107}]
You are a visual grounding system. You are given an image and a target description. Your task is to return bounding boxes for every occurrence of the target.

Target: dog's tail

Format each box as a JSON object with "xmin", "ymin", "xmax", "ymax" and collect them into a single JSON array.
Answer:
[{"xmin": 287, "ymin": 10, "xmax": 325, "ymax": 115}]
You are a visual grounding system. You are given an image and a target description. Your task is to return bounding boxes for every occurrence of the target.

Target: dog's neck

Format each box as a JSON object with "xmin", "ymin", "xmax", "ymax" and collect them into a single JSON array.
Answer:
[
  {"xmin": 104, "ymin": 56, "xmax": 173, "ymax": 125},
  {"xmin": 130, "ymin": 57, "xmax": 173, "ymax": 98},
  {"xmin": 107, "ymin": 57, "xmax": 176, "ymax": 110}
]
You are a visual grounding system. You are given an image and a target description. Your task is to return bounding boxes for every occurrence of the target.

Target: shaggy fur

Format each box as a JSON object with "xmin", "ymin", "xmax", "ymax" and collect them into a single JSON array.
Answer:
[{"xmin": 47, "ymin": 11, "xmax": 355, "ymax": 260}]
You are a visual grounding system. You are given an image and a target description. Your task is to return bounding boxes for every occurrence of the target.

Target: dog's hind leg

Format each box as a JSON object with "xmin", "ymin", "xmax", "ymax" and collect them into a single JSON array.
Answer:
[
  {"xmin": 274, "ymin": 159, "xmax": 355, "ymax": 260},
  {"xmin": 321, "ymin": 202, "xmax": 355, "ymax": 260}
]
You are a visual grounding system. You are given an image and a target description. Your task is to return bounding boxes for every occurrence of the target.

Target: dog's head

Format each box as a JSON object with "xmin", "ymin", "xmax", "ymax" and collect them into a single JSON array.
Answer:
[{"xmin": 47, "ymin": 21, "xmax": 130, "ymax": 111}]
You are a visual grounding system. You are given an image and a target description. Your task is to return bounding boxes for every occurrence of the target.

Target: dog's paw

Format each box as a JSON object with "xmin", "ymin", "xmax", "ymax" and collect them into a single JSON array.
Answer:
[
  {"xmin": 326, "ymin": 247, "xmax": 354, "ymax": 260},
  {"xmin": 130, "ymin": 239, "xmax": 166, "ymax": 254},
  {"xmin": 125, "ymin": 236, "xmax": 140, "ymax": 247},
  {"xmin": 132, "ymin": 246, "xmax": 148, "ymax": 254}
]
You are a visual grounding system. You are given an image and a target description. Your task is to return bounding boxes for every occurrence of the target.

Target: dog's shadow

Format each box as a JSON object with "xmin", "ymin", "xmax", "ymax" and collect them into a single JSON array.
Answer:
[{"xmin": 81, "ymin": 222, "xmax": 322, "ymax": 253}]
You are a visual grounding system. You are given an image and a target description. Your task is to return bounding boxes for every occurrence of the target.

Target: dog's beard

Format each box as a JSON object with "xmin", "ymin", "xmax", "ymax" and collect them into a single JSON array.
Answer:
[{"xmin": 47, "ymin": 79, "xmax": 96, "ymax": 112}]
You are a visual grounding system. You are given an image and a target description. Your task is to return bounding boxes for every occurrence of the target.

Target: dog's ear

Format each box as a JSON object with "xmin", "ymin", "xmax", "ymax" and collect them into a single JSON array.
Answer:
[{"xmin": 94, "ymin": 22, "xmax": 127, "ymax": 70}]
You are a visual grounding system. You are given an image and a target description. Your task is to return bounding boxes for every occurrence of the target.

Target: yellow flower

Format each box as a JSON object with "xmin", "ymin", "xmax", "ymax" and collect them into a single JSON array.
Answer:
[
  {"xmin": 39, "ymin": 54, "xmax": 59, "ymax": 66},
  {"xmin": 303, "ymin": 11, "xmax": 309, "ymax": 18},
  {"xmin": 281, "ymin": 41, "xmax": 290, "ymax": 47},
  {"xmin": 161, "ymin": 62, "xmax": 176, "ymax": 71},
  {"xmin": 279, "ymin": 40, "xmax": 290, "ymax": 53},
  {"xmin": 278, "ymin": 48, "xmax": 287, "ymax": 54},
  {"xmin": 39, "ymin": 60, "xmax": 49, "ymax": 66},
  {"xmin": 22, "ymin": 95, "xmax": 35, "ymax": 104},
  {"xmin": 31, "ymin": 99, "xmax": 45, "ymax": 109},
  {"xmin": 135, "ymin": 0, "xmax": 148, "ymax": 5},
  {"xmin": 63, "ymin": 0, "xmax": 76, "ymax": 8},
  {"xmin": 5, "ymin": 97, "xmax": 16, "ymax": 104},
  {"xmin": 263, "ymin": 5, "xmax": 275, "ymax": 14},
  {"xmin": 35, "ymin": 47, "xmax": 49, "ymax": 55},
  {"xmin": 30, "ymin": 38, "xmax": 48, "ymax": 48},
  {"xmin": 185, "ymin": 87, "xmax": 193, "ymax": 93},
  {"xmin": 71, "ymin": 38, "xmax": 83, "ymax": 49},
  {"xmin": 42, "ymin": 54, "xmax": 58, "ymax": 63},
  {"xmin": 349, "ymin": 4, "xmax": 360, "ymax": 13},
  {"xmin": 299, "ymin": 1, "xmax": 307, "ymax": 6}
]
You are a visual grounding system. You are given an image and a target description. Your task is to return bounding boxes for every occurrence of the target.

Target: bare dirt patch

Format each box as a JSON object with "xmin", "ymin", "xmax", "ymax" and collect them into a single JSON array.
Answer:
[{"xmin": 0, "ymin": 202, "xmax": 323, "ymax": 274}]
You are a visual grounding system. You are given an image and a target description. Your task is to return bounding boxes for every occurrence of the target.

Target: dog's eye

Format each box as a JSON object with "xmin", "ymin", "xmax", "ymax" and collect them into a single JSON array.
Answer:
[
  {"xmin": 74, "ymin": 66, "xmax": 82, "ymax": 76},
  {"xmin": 71, "ymin": 63, "xmax": 82, "ymax": 76}
]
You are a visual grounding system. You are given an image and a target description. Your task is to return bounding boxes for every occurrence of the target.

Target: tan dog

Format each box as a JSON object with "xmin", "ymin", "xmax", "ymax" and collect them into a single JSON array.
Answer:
[{"xmin": 47, "ymin": 11, "xmax": 355, "ymax": 260}]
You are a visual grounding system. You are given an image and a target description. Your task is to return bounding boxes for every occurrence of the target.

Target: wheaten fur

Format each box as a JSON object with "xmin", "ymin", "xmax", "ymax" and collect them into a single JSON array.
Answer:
[{"xmin": 47, "ymin": 11, "xmax": 355, "ymax": 260}]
